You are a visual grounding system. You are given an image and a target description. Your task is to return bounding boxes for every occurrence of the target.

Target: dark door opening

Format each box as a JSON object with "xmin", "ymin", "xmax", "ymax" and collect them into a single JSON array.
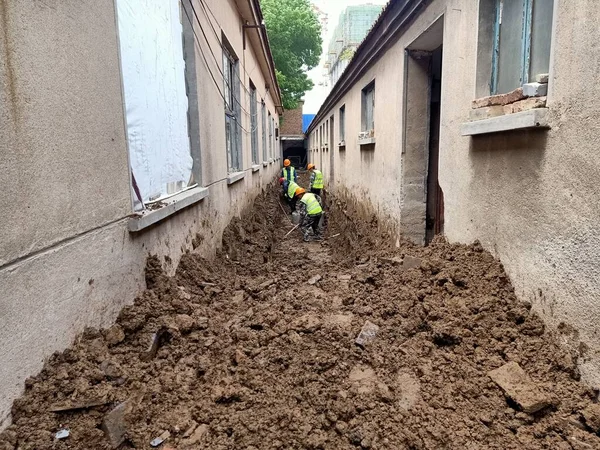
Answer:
[{"xmin": 425, "ymin": 46, "xmax": 444, "ymax": 244}]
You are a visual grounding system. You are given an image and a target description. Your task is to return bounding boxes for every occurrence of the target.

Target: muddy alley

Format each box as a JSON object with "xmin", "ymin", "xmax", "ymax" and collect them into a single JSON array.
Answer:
[{"xmin": 2, "ymin": 178, "xmax": 600, "ymax": 450}]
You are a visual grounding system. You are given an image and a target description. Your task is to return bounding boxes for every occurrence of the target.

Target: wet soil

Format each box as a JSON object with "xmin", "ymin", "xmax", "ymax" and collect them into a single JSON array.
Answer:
[{"xmin": 2, "ymin": 177, "xmax": 600, "ymax": 449}]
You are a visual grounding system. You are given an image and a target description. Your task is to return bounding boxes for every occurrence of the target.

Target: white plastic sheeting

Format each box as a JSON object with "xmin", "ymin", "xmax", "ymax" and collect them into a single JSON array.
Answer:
[{"xmin": 116, "ymin": 0, "xmax": 193, "ymax": 203}]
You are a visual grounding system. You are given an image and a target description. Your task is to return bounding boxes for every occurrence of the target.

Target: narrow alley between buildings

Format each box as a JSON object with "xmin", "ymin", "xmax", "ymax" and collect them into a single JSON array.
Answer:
[{"xmin": 2, "ymin": 173, "xmax": 600, "ymax": 449}]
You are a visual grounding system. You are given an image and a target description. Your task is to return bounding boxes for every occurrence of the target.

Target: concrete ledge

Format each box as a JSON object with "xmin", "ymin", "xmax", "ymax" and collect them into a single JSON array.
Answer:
[
  {"xmin": 269, "ymin": 158, "xmax": 274, "ymax": 164},
  {"xmin": 128, "ymin": 186, "xmax": 209, "ymax": 232},
  {"xmin": 262, "ymin": 161, "xmax": 268, "ymax": 167},
  {"xmin": 461, "ymin": 108, "xmax": 550, "ymax": 136},
  {"xmin": 251, "ymin": 164, "xmax": 260, "ymax": 173},
  {"xmin": 227, "ymin": 171, "xmax": 246, "ymax": 185},
  {"xmin": 359, "ymin": 137, "xmax": 376, "ymax": 146}
]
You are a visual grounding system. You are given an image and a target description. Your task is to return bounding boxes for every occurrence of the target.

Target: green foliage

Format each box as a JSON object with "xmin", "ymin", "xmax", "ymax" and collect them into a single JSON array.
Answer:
[
  {"xmin": 339, "ymin": 47, "xmax": 356, "ymax": 62},
  {"xmin": 261, "ymin": 0, "xmax": 322, "ymax": 110}
]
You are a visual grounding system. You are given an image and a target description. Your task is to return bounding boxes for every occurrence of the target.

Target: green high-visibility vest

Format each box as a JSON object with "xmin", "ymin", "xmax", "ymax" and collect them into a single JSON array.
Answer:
[
  {"xmin": 287, "ymin": 181, "xmax": 300, "ymax": 199},
  {"xmin": 300, "ymin": 193, "xmax": 323, "ymax": 216},
  {"xmin": 311, "ymin": 170, "xmax": 324, "ymax": 189},
  {"xmin": 282, "ymin": 166, "xmax": 296, "ymax": 182}
]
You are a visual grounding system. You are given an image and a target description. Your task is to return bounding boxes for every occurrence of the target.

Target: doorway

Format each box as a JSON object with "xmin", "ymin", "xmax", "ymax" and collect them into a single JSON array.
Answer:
[{"xmin": 400, "ymin": 17, "xmax": 444, "ymax": 245}]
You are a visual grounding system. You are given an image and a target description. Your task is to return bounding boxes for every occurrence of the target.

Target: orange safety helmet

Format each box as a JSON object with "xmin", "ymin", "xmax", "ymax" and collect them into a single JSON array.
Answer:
[
  {"xmin": 307, "ymin": 163, "xmax": 315, "ymax": 170},
  {"xmin": 279, "ymin": 177, "xmax": 285, "ymax": 185},
  {"xmin": 283, "ymin": 159, "xmax": 291, "ymax": 167},
  {"xmin": 294, "ymin": 187, "xmax": 306, "ymax": 197}
]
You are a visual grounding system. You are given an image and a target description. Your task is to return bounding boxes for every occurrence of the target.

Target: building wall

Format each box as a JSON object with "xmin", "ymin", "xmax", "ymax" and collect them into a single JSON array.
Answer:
[
  {"xmin": 280, "ymin": 102, "xmax": 304, "ymax": 136},
  {"xmin": 0, "ymin": 0, "xmax": 281, "ymax": 428},
  {"xmin": 308, "ymin": 0, "xmax": 600, "ymax": 386}
]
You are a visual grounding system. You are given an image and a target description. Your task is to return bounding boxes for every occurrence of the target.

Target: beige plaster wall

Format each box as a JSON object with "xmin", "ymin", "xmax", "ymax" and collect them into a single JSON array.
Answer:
[
  {"xmin": 0, "ymin": 0, "xmax": 280, "ymax": 428},
  {"xmin": 309, "ymin": 0, "xmax": 600, "ymax": 385}
]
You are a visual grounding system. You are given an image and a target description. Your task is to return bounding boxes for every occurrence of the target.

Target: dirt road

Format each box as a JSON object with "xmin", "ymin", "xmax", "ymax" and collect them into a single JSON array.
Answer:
[{"xmin": 2, "ymin": 181, "xmax": 600, "ymax": 449}]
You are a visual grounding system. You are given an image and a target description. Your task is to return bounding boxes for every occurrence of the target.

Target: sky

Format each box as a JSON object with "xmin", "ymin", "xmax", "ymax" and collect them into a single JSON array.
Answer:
[{"xmin": 303, "ymin": 0, "xmax": 388, "ymax": 114}]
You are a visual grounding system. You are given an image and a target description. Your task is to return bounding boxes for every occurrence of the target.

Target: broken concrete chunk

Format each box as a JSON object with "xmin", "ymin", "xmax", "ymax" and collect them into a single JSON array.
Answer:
[
  {"xmin": 150, "ymin": 430, "xmax": 171, "ymax": 447},
  {"xmin": 355, "ymin": 321, "xmax": 379, "ymax": 348},
  {"xmin": 308, "ymin": 275, "xmax": 322, "ymax": 285},
  {"xmin": 522, "ymin": 82, "xmax": 548, "ymax": 97},
  {"xmin": 402, "ymin": 256, "xmax": 422, "ymax": 270},
  {"xmin": 581, "ymin": 403, "xmax": 600, "ymax": 432},
  {"xmin": 185, "ymin": 424, "xmax": 208, "ymax": 445},
  {"xmin": 101, "ymin": 402, "xmax": 128, "ymax": 448},
  {"xmin": 535, "ymin": 73, "xmax": 549, "ymax": 84},
  {"xmin": 379, "ymin": 256, "xmax": 403, "ymax": 266},
  {"xmin": 104, "ymin": 325, "xmax": 125, "ymax": 346},
  {"xmin": 338, "ymin": 274, "xmax": 352, "ymax": 281},
  {"xmin": 488, "ymin": 362, "xmax": 551, "ymax": 413}
]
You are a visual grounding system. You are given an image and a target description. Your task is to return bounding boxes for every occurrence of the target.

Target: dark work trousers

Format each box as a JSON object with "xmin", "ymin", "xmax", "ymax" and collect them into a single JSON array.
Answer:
[
  {"xmin": 310, "ymin": 188, "xmax": 322, "ymax": 197},
  {"xmin": 287, "ymin": 196, "xmax": 298, "ymax": 212},
  {"xmin": 302, "ymin": 213, "xmax": 322, "ymax": 239}
]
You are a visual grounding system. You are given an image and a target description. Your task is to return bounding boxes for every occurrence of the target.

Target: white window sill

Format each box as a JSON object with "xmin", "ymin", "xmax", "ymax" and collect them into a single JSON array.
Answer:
[
  {"xmin": 128, "ymin": 186, "xmax": 209, "ymax": 232},
  {"xmin": 262, "ymin": 161, "xmax": 268, "ymax": 167},
  {"xmin": 338, "ymin": 141, "xmax": 346, "ymax": 147},
  {"xmin": 461, "ymin": 108, "xmax": 550, "ymax": 136},
  {"xmin": 227, "ymin": 171, "xmax": 246, "ymax": 185},
  {"xmin": 251, "ymin": 164, "xmax": 260, "ymax": 172},
  {"xmin": 269, "ymin": 158, "xmax": 274, "ymax": 164},
  {"xmin": 358, "ymin": 137, "xmax": 376, "ymax": 146}
]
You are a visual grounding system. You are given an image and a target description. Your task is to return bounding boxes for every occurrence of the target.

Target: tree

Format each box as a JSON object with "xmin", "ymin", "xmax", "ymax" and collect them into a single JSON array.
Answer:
[{"xmin": 261, "ymin": 0, "xmax": 322, "ymax": 110}]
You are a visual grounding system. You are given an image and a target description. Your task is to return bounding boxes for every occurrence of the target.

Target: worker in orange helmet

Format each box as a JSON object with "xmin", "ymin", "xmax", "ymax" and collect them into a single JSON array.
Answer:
[
  {"xmin": 281, "ymin": 159, "xmax": 297, "ymax": 183},
  {"xmin": 307, "ymin": 163, "xmax": 324, "ymax": 197},
  {"xmin": 295, "ymin": 187, "xmax": 323, "ymax": 241}
]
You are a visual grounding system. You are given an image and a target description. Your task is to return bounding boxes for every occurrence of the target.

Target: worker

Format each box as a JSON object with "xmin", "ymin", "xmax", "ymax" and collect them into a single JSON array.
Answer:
[
  {"xmin": 280, "ymin": 177, "xmax": 301, "ymax": 212},
  {"xmin": 282, "ymin": 159, "xmax": 297, "ymax": 183},
  {"xmin": 295, "ymin": 188, "xmax": 323, "ymax": 241},
  {"xmin": 307, "ymin": 163, "xmax": 324, "ymax": 196}
]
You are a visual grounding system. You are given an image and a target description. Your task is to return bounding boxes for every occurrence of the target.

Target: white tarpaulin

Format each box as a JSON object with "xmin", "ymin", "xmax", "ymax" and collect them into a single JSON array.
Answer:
[{"xmin": 116, "ymin": 0, "xmax": 193, "ymax": 203}]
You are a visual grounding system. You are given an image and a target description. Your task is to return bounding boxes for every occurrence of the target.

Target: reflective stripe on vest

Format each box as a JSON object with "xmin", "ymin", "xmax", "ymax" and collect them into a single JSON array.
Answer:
[
  {"xmin": 312, "ymin": 170, "xmax": 324, "ymax": 189},
  {"xmin": 287, "ymin": 181, "xmax": 300, "ymax": 198},
  {"xmin": 283, "ymin": 166, "xmax": 296, "ymax": 181},
  {"xmin": 300, "ymin": 193, "xmax": 323, "ymax": 216}
]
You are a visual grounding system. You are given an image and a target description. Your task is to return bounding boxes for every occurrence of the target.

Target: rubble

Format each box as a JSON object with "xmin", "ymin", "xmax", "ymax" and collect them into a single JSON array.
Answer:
[
  {"xmin": 488, "ymin": 362, "xmax": 552, "ymax": 413},
  {"xmin": 1, "ymin": 180, "xmax": 600, "ymax": 449}
]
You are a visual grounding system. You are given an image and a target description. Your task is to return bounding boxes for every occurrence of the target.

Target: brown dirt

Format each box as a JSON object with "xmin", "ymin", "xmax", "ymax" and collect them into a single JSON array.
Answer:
[{"xmin": 2, "ymin": 177, "xmax": 600, "ymax": 450}]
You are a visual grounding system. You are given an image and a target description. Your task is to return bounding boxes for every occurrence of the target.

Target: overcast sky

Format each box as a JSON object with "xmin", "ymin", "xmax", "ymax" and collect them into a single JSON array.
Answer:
[{"xmin": 303, "ymin": 0, "xmax": 388, "ymax": 114}]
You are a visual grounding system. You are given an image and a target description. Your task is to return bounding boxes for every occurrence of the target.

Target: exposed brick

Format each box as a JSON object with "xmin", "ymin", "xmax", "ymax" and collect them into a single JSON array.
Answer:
[
  {"xmin": 503, "ymin": 97, "xmax": 547, "ymax": 115},
  {"xmin": 280, "ymin": 102, "xmax": 304, "ymax": 135},
  {"xmin": 472, "ymin": 87, "xmax": 525, "ymax": 108},
  {"xmin": 469, "ymin": 105, "xmax": 505, "ymax": 122}
]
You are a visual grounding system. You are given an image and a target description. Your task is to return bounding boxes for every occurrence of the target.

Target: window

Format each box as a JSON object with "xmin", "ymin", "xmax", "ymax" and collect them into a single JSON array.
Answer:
[
  {"xmin": 339, "ymin": 105, "xmax": 346, "ymax": 143},
  {"xmin": 116, "ymin": 0, "xmax": 193, "ymax": 206},
  {"xmin": 261, "ymin": 101, "xmax": 267, "ymax": 162},
  {"xmin": 488, "ymin": 0, "xmax": 554, "ymax": 95},
  {"xmin": 362, "ymin": 81, "xmax": 375, "ymax": 132},
  {"xmin": 268, "ymin": 112, "xmax": 273, "ymax": 160},
  {"xmin": 271, "ymin": 116, "xmax": 277, "ymax": 160},
  {"xmin": 223, "ymin": 40, "xmax": 241, "ymax": 173},
  {"xmin": 250, "ymin": 82, "xmax": 259, "ymax": 165}
]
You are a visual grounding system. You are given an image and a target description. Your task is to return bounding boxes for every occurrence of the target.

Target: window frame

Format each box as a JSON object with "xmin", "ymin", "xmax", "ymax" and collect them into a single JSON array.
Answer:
[
  {"xmin": 268, "ymin": 111, "xmax": 273, "ymax": 160},
  {"xmin": 249, "ymin": 81, "xmax": 259, "ymax": 165},
  {"xmin": 339, "ymin": 104, "xmax": 346, "ymax": 143},
  {"xmin": 361, "ymin": 81, "xmax": 375, "ymax": 132},
  {"xmin": 490, "ymin": 0, "xmax": 554, "ymax": 95},
  {"xmin": 222, "ymin": 39, "xmax": 242, "ymax": 173},
  {"xmin": 261, "ymin": 101, "xmax": 267, "ymax": 163}
]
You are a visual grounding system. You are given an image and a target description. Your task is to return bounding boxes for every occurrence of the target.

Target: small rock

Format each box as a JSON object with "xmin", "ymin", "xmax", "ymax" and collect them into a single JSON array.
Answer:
[
  {"xmin": 182, "ymin": 421, "xmax": 198, "ymax": 438},
  {"xmin": 308, "ymin": 275, "xmax": 322, "ymax": 285},
  {"xmin": 100, "ymin": 360, "xmax": 123, "ymax": 379},
  {"xmin": 104, "ymin": 325, "xmax": 125, "ymax": 346},
  {"xmin": 338, "ymin": 274, "xmax": 352, "ymax": 281},
  {"xmin": 185, "ymin": 424, "xmax": 208, "ymax": 445},
  {"xmin": 101, "ymin": 402, "xmax": 128, "ymax": 448},
  {"xmin": 402, "ymin": 255, "xmax": 422, "ymax": 269},
  {"xmin": 177, "ymin": 286, "xmax": 191, "ymax": 300},
  {"xmin": 355, "ymin": 321, "xmax": 379, "ymax": 348},
  {"xmin": 379, "ymin": 256, "xmax": 403, "ymax": 266},
  {"xmin": 488, "ymin": 362, "xmax": 551, "ymax": 413},
  {"xmin": 175, "ymin": 314, "xmax": 195, "ymax": 333},
  {"xmin": 581, "ymin": 403, "xmax": 600, "ymax": 432}
]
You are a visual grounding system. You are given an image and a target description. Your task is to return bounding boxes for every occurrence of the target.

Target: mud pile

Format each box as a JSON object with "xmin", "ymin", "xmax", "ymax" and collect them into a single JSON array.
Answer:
[{"xmin": 2, "ymin": 182, "xmax": 600, "ymax": 450}]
